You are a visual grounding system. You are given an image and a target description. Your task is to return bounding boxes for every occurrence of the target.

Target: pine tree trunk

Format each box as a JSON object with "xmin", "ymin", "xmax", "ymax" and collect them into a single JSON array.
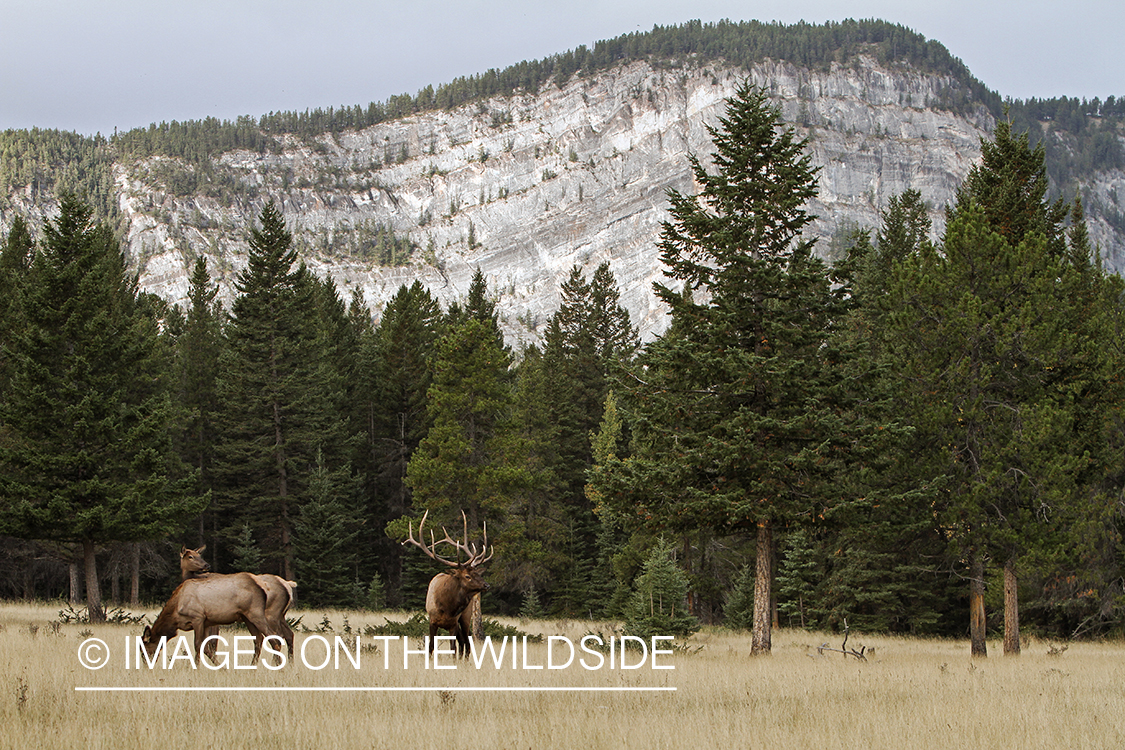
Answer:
[
  {"xmin": 771, "ymin": 538, "xmax": 779, "ymax": 630},
  {"xmin": 969, "ymin": 550, "xmax": 987, "ymax": 657},
  {"xmin": 83, "ymin": 540, "xmax": 105, "ymax": 623},
  {"xmin": 274, "ymin": 400, "xmax": 294, "ymax": 581},
  {"xmin": 129, "ymin": 542, "xmax": 140, "ymax": 606},
  {"xmin": 281, "ymin": 498, "xmax": 293, "ymax": 581},
  {"xmin": 751, "ymin": 519, "xmax": 773, "ymax": 655},
  {"xmin": 1003, "ymin": 558, "xmax": 1020, "ymax": 655},
  {"xmin": 69, "ymin": 560, "xmax": 81, "ymax": 605}
]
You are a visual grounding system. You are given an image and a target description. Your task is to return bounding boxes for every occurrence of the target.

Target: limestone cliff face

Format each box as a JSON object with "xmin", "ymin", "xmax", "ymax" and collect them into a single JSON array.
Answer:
[{"xmin": 93, "ymin": 57, "xmax": 1117, "ymax": 342}]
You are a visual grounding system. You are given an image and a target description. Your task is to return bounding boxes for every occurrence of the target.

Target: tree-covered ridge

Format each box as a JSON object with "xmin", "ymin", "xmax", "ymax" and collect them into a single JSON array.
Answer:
[
  {"xmin": 112, "ymin": 18, "xmax": 999, "ymax": 158},
  {"xmin": 0, "ymin": 129, "xmax": 117, "ymax": 219},
  {"xmin": 252, "ymin": 18, "xmax": 1000, "ymax": 140},
  {"xmin": 0, "ymin": 18, "xmax": 1121, "ymax": 251},
  {"xmin": 1006, "ymin": 98, "xmax": 1125, "ymax": 220}
]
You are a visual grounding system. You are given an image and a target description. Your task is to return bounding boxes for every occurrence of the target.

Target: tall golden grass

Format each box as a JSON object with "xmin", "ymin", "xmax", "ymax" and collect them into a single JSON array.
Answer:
[{"xmin": 1, "ymin": 601, "xmax": 1122, "ymax": 749}]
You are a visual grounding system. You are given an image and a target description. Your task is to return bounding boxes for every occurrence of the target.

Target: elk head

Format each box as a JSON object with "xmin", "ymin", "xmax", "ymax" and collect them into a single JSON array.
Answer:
[
  {"xmin": 140, "ymin": 624, "xmax": 163, "ymax": 658},
  {"xmin": 180, "ymin": 545, "xmax": 210, "ymax": 578}
]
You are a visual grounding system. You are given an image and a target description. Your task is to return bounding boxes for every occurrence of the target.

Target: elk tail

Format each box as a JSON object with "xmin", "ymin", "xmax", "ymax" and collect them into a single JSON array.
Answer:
[{"xmin": 279, "ymin": 578, "xmax": 298, "ymax": 613}]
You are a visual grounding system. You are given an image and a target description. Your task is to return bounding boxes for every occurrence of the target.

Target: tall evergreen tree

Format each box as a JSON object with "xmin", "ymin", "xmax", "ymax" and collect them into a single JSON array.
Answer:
[
  {"xmin": 370, "ymin": 281, "xmax": 443, "ymax": 605},
  {"xmin": 406, "ymin": 314, "xmax": 512, "ymax": 535},
  {"xmin": 590, "ymin": 83, "xmax": 854, "ymax": 654},
  {"xmin": 885, "ymin": 193, "xmax": 1108, "ymax": 655},
  {"xmin": 491, "ymin": 346, "xmax": 561, "ymax": 597},
  {"xmin": 815, "ymin": 195, "xmax": 955, "ymax": 635},
  {"xmin": 538, "ymin": 262, "xmax": 637, "ymax": 613},
  {"xmin": 542, "ymin": 263, "xmax": 638, "ymax": 502},
  {"xmin": 0, "ymin": 216, "xmax": 34, "ymax": 395},
  {"xmin": 886, "ymin": 120, "xmax": 1115, "ymax": 656},
  {"xmin": 172, "ymin": 256, "xmax": 224, "ymax": 551},
  {"xmin": 344, "ymin": 288, "xmax": 382, "ymax": 587},
  {"xmin": 0, "ymin": 195, "xmax": 204, "ymax": 620},
  {"xmin": 215, "ymin": 202, "xmax": 346, "ymax": 579}
]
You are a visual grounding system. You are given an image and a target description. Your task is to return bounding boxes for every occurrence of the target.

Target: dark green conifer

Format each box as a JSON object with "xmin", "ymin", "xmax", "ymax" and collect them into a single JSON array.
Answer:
[
  {"xmin": 591, "ymin": 83, "xmax": 856, "ymax": 654},
  {"xmin": 215, "ymin": 202, "xmax": 347, "ymax": 579},
  {"xmin": 0, "ymin": 196, "xmax": 204, "ymax": 620},
  {"xmin": 371, "ymin": 281, "xmax": 443, "ymax": 605}
]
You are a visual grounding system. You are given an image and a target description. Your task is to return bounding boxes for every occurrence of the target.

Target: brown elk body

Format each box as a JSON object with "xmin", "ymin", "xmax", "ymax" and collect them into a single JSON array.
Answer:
[
  {"xmin": 141, "ymin": 574, "xmax": 277, "ymax": 663},
  {"xmin": 403, "ymin": 511, "xmax": 493, "ymax": 658},
  {"xmin": 424, "ymin": 568, "xmax": 488, "ymax": 656},
  {"xmin": 179, "ymin": 545, "xmax": 297, "ymax": 658}
]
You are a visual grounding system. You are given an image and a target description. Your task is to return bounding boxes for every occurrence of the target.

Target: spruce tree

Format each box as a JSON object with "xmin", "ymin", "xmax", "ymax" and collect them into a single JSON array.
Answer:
[
  {"xmin": 624, "ymin": 538, "xmax": 699, "ymax": 640},
  {"xmin": 293, "ymin": 455, "xmax": 362, "ymax": 608},
  {"xmin": 406, "ymin": 315, "xmax": 512, "ymax": 535},
  {"xmin": 230, "ymin": 522, "xmax": 264, "ymax": 573},
  {"xmin": 370, "ymin": 281, "xmax": 443, "ymax": 605},
  {"xmin": 0, "ymin": 216, "xmax": 34, "ymax": 396},
  {"xmin": 724, "ymin": 563, "xmax": 756, "ymax": 631},
  {"xmin": 590, "ymin": 83, "xmax": 855, "ymax": 654},
  {"xmin": 539, "ymin": 263, "xmax": 637, "ymax": 613},
  {"xmin": 172, "ymin": 256, "xmax": 224, "ymax": 552},
  {"xmin": 0, "ymin": 196, "xmax": 204, "ymax": 620},
  {"xmin": 215, "ymin": 202, "xmax": 344, "ymax": 579},
  {"xmin": 491, "ymin": 346, "xmax": 560, "ymax": 599},
  {"xmin": 818, "ymin": 196, "xmax": 954, "ymax": 636}
]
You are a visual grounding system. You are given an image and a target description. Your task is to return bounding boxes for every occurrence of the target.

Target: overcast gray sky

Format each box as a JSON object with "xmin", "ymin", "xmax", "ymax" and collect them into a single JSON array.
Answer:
[{"xmin": 2, "ymin": 0, "xmax": 1121, "ymax": 137}]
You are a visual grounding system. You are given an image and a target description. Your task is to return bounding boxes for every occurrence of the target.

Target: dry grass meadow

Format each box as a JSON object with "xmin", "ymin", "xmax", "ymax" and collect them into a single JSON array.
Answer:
[{"xmin": 1, "ymin": 600, "xmax": 1123, "ymax": 749}]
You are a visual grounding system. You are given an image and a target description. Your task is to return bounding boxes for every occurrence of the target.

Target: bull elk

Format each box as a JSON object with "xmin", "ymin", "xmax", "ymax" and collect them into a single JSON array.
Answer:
[
  {"xmin": 141, "ymin": 574, "xmax": 279, "ymax": 663},
  {"xmin": 402, "ymin": 510, "xmax": 493, "ymax": 657},
  {"xmin": 179, "ymin": 545, "xmax": 297, "ymax": 658}
]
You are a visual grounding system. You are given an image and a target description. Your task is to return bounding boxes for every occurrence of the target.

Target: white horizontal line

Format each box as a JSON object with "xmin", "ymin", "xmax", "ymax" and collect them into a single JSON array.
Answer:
[{"xmin": 76, "ymin": 686, "xmax": 676, "ymax": 693}]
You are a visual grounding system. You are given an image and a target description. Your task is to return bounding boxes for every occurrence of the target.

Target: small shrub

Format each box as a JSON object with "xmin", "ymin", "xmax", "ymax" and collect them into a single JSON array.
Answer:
[
  {"xmin": 624, "ymin": 538, "xmax": 699, "ymax": 640},
  {"xmin": 724, "ymin": 564, "xmax": 755, "ymax": 631},
  {"xmin": 519, "ymin": 587, "xmax": 545, "ymax": 620},
  {"xmin": 367, "ymin": 573, "xmax": 387, "ymax": 611}
]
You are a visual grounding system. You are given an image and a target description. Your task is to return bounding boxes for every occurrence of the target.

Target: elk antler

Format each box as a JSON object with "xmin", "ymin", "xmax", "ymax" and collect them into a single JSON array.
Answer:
[{"xmin": 403, "ymin": 510, "xmax": 493, "ymax": 568}]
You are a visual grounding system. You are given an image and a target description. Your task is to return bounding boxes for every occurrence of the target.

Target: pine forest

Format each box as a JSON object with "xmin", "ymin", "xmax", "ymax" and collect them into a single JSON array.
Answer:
[{"xmin": 2, "ymin": 20, "xmax": 1125, "ymax": 655}]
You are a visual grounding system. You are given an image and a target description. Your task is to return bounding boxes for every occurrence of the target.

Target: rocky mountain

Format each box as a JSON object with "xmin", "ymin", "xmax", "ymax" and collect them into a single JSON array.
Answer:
[{"xmin": 5, "ymin": 48, "xmax": 1124, "ymax": 345}]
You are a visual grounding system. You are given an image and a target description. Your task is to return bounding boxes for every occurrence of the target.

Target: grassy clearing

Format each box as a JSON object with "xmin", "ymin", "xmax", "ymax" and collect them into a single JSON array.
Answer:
[{"xmin": 1, "ymin": 601, "xmax": 1123, "ymax": 749}]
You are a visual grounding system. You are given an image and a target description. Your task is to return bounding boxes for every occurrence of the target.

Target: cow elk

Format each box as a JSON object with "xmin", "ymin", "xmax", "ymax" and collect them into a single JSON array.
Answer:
[
  {"xmin": 179, "ymin": 545, "xmax": 297, "ymax": 658},
  {"xmin": 142, "ymin": 574, "xmax": 279, "ymax": 663},
  {"xmin": 402, "ymin": 510, "xmax": 493, "ymax": 658}
]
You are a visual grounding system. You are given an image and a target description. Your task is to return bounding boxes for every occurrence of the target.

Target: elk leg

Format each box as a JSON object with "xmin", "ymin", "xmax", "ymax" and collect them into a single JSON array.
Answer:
[
  {"xmin": 243, "ymin": 620, "xmax": 263, "ymax": 664},
  {"xmin": 428, "ymin": 622, "xmax": 441, "ymax": 655},
  {"xmin": 204, "ymin": 625, "xmax": 219, "ymax": 660},
  {"xmin": 239, "ymin": 612, "xmax": 274, "ymax": 664},
  {"xmin": 277, "ymin": 617, "xmax": 294, "ymax": 658},
  {"xmin": 457, "ymin": 609, "xmax": 474, "ymax": 658},
  {"xmin": 456, "ymin": 629, "xmax": 470, "ymax": 658},
  {"xmin": 193, "ymin": 623, "xmax": 208, "ymax": 664}
]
